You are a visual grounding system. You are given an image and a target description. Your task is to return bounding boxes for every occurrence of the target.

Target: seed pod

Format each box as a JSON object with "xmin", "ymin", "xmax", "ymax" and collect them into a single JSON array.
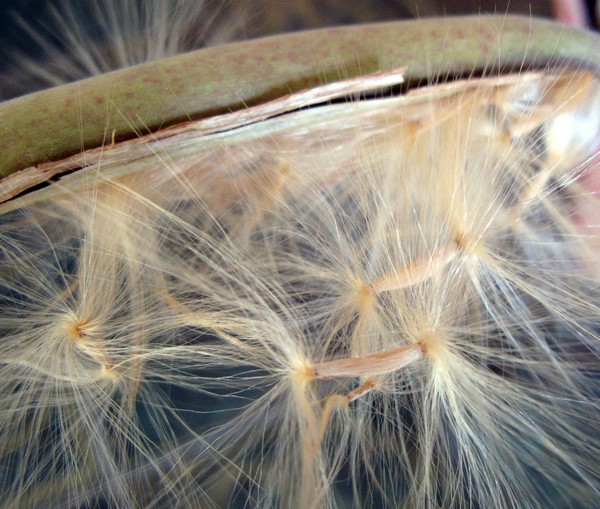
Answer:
[{"xmin": 0, "ymin": 13, "xmax": 599, "ymax": 509}]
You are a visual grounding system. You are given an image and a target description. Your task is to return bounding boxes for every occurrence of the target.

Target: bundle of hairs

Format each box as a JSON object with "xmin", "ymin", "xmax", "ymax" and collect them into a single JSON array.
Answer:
[{"xmin": 0, "ymin": 2, "xmax": 599, "ymax": 508}]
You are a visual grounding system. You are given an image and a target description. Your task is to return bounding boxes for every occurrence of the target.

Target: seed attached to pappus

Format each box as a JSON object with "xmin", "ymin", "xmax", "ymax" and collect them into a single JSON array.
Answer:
[{"xmin": 0, "ymin": 13, "xmax": 599, "ymax": 509}]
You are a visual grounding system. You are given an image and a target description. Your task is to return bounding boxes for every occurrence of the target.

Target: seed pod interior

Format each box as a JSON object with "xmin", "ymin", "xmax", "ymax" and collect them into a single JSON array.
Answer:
[{"xmin": 0, "ymin": 14, "xmax": 599, "ymax": 509}]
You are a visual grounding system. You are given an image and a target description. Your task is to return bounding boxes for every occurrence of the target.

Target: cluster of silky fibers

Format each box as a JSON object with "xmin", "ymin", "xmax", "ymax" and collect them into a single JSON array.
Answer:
[{"xmin": 1, "ymin": 61, "xmax": 599, "ymax": 509}]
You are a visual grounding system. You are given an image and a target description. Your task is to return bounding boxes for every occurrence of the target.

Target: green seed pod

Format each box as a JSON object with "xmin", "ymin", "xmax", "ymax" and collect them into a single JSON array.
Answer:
[{"xmin": 1, "ymin": 15, "xmax": 599, "ymax": 185}]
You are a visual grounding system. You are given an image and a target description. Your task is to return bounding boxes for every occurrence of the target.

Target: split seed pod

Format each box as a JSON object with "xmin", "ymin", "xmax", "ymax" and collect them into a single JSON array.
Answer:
[{"xmin": 0, "ymin": 15, "xmax": 599, "ymax": 509}]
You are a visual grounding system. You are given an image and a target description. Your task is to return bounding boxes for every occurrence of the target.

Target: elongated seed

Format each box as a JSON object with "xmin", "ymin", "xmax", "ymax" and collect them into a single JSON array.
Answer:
[
  {"xmin": 311, "ymin": 343, "xmax": 422, "ymax": 379},
  {"xmin": 370, "ymin": 243, "xmax": 459, "ymax": 293}
]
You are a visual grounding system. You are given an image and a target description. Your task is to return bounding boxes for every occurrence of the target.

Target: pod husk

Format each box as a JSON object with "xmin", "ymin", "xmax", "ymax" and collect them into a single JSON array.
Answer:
[{"xmin": 0, "ymin": 15, "xmax": 599, "ymax": 181}]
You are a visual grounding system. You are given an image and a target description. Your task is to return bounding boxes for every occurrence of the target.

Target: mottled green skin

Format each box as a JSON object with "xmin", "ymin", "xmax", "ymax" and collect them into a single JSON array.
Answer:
[{"xmin": 0, "ymin": 15, "xmax": 599, "ymax": 178}]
